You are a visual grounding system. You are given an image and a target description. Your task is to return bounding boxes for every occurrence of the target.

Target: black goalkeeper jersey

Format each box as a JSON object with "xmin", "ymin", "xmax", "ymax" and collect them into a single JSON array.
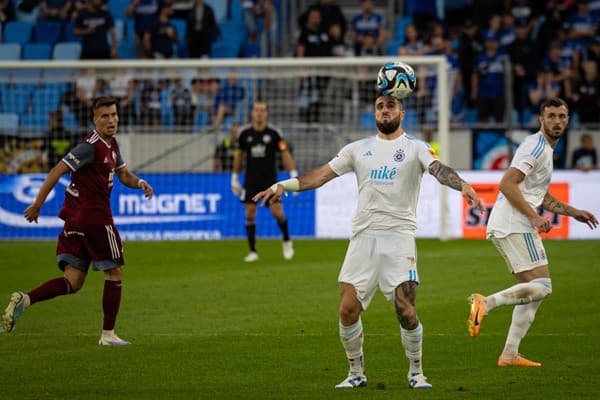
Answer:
[{"xmin": 237, "ymin": 124, "xmax": 288, "ymax": 186}]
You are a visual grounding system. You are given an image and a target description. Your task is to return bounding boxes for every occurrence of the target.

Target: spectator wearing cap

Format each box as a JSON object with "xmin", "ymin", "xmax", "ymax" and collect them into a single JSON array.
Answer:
[
  {"xmin": 457, "ymin": 18, "xmax": 483, "ymax": 109},
  {"xmin": 73, "ymin": 0, "xmax": 117, "ymax": 59},
  {"xmin": 348, "ymin": 0, "xmax": 386, "ymax": 55},
  {"xmin": 567, "ymin": 60, "xmax": 600, "ymax": 125},
  {"xmin": 471, "ymin": 30, "xmax": 506, "ymax": 123},
  {"xmin": 508, "ymin": 19, "xmax": 538, "ymax": 121}
]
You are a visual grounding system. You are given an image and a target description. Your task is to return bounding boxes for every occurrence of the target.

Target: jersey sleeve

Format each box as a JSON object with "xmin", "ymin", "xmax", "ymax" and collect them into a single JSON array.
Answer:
[
  {"xmin": 62, "ymin": 142, "xmax": 95, "ymax": 171},
  {"xmin": 328, "ymin": 143, "xmax": 354, "ymax": 176},
  {"xmin": 510, "ymin": 137, "xmax": 542, "ymax": 176},
  {"xmin": 418, "ymin": 141, "xmax": 437, "ymax": 172},
  {"xmin": 271, "ymin": 128, "xmax": 287, "ymax": 152},
  {"xmin": 115, "ymin": 145, "xmax": 126, "ymax": 170},
  {"xmin": 237, "ymin": 130, "xmax": 248, "ymax": 151}
]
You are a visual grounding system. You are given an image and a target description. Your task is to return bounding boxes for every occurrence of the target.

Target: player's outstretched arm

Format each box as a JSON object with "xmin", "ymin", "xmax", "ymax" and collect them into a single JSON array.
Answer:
[
  {"xmin": 24, "ymin": 161, "xmax": 70, "ymax": 223},
  {"xmin": 116, "ymin": 166, "xmax": 153, "ymax": 199},
  {"xmin": 542, "ymin": 192, "xmax": 599, "ymax": 229},
  {"xmin": 253, "ymin": 163, "xmax": 338, "ymax": 206},
  {"xmin": 428, "ymin": 160, "xmax": 484, "ymax": 214}
]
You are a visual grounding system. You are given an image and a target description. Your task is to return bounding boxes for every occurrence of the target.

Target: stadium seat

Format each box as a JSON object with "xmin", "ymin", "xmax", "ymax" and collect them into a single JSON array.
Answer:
[
  {"xmin": 20, "ymin": 113, "xmax": 49, "ymax": 132},
  {"xmin": 32, "ymin": 88, "xmax": 62, "ymax": 115},
  {"xmin": 219, "ymin": 20, "xmax": 247, "ymax": 47},
  {"xmin": 3, "ymin": 21, "xmax": 33, "ymax": 45},
  {"xmin": 0, "ymin": 113, "xmax": 19, "ymax": 129},
  {"xmin": 229, "ymin": 0, "xmax": 244, "ymax": 21},
  {"xmin": 62, "ymin": 108, "xmax": 78, "ymax": 128},
  {"xmin": 194, "ymin": 110, "xmax": 210, "ymax": 126},
  {"xmin": 210, "ymin": 42, "xmax": 240, "ymax": 58},
  {"xmin": 170, "ymin": 18, "xmax": 187, "ymax": 44},
  {"xmin": 395, "ymin": 16, "xmax": 413, "ymax": 44},
  {"xmin": 33, "ymin": 20, "xmax": 62, "ymax": 45},
  {"xmin": 0, "ymin": 43, "xmax": 22, "ymax": 60},
  {"xmin": 1, "ymin": 88, "xmax": 31, "ymax": 114},
  {"xmin": 62, "ymin": 21, "xmax": 81, "ymax": 43},
  {"xmin": 108, "ymin": 0, "xmax": 129, "ymax": 20},
  {"xmin": 386, "ymin": 39, "xmax": 402, "ymax": 56},
  {"xmin": 241, "ymin": 42, "xmax": 260, "ymax": 58},
  {"xmin": 117, "ymin": 42, "xmax": 135, "ymax": 59},
  {"xmin": 53, "ymin": 42, "xmax": 82, "ymax": 60},
  {"xmin": 23, "ymin": 43, "xmax": 52, "ymax": 60},
  {"xmin": 205, "ymin": 0, "xmax": 227, "ymax": 22},
  {"xmin": 360, "ymin": 112, "xmax": 375, "ymax": 129}
]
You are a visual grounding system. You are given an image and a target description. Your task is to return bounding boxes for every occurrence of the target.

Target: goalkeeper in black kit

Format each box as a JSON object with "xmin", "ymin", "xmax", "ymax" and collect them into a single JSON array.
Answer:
[{"xmin": 231, "ymin": 101, "xmax": 298, "ymax": 262}]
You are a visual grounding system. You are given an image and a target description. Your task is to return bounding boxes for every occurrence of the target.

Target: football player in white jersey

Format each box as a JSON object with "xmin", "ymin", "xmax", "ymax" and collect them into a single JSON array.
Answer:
[
  {"xmin": 468, "ymin": 98, "xmax": 598, "ymax": 367},
  {"xmin": 253, "ymin": 94, "xmax": 484, "ymax": 390}
]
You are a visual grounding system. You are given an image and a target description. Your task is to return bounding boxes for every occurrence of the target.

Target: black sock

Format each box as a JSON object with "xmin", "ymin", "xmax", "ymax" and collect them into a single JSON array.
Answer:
[
  {"xmin": 246, "ymin": 222, "xmax": 256, "ymax": 252},
  {"xmin": 277, "ymin": 218, "xmax": 290, "ymax": 241}
]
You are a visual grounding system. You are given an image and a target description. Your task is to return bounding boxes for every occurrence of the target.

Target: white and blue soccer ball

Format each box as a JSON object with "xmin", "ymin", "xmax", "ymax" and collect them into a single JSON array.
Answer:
[{"xmin": 376, "ymin": 61, "xmax": 417, "ymax": 99}]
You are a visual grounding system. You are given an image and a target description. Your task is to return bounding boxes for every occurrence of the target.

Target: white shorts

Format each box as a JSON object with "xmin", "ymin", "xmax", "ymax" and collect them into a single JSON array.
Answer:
[
  {"xmin": 489, "ymin": 232, "xmax": 548, "ymax": 274},
  {"xmin": 338, "ymin": 231, "xmax": 418, "ymax": 310}
]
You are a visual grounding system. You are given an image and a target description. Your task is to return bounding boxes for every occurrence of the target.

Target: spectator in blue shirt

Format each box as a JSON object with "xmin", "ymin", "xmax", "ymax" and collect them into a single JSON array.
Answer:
[
  {"xmin": 348, "ymin": 0, "xmax": 386, "ymax": 55},
  {"xmin": 73, "ymin": 0, "xmax": 116, "ymax": 59},
  {"xmin": 143, "ymin": 4, "xmax": 178, "ymax": 58},
  {"xmin": 125, "ymin": 0, "xmax": 162, "ymax": 56},
  {"xmin": 471, "ymin": 30, "xmax": 506, "ymax": 122},
  {"xmin": 212, "ymin": 73, "xmax": 246, "ymax": 126},
  {"xmin": 567, "ymin": 0, "xmax": 598, "ymax": 48}
]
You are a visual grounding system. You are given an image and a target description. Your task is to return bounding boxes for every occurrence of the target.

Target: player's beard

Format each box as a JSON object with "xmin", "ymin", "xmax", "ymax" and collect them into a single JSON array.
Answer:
[
  {"xmin": 542, "ymin": 120, "xmax": 565, "ymax": 141},
  {"xmin": 376, "ymin": 115, "xmax": 401, "ymax": 135}
]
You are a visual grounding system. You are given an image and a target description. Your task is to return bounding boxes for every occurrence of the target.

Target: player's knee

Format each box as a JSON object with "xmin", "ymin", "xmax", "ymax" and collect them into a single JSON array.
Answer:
[
  {"xmin": 339, "ymin": 304, "xmax": 360, "ymax": 325},
  {"xmin": 532, "ymin": 277, "xmax": 552, "ymax": 299}
]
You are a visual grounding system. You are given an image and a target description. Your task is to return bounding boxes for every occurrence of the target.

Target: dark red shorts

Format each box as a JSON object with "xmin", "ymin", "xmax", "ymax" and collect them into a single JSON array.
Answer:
[{"xmin": 56, "ymin": 220, "xmax": 124, "ymax": 272}]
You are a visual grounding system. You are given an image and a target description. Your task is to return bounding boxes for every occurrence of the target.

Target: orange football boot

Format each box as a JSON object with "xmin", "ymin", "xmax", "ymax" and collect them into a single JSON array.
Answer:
[
  {"xmin": 497, "ymin": 354, "xmax": 541, "ymax": 367},
  {"xmin": 467, "ymin": 293, "xmax": 486, "ymax": 337}
]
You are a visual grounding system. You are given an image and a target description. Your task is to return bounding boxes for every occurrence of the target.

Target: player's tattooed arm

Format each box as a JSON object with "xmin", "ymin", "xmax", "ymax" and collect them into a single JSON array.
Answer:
[
  {"xmin": 542, "ymin": 192, "xmax": 572, "ymax": 215},
  {"xmin": 428, "ymin": 160, "xmax": 465, "ymax": 191}
]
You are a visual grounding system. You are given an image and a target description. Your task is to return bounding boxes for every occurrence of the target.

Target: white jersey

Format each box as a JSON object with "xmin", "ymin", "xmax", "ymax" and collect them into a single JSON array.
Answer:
[
  {"xmin": 487, "ymin": 131, "xmax": 554, "ymax": 238},
  {"xmin": 328, "ymin": 133, "xmax": 437, "ymax": 236}
]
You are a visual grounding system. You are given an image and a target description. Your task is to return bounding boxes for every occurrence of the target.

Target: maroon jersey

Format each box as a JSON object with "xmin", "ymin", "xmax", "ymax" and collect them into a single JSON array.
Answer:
[{"xmin": 59, "ymin": 130, "xmax": 125, "ymax": 224}]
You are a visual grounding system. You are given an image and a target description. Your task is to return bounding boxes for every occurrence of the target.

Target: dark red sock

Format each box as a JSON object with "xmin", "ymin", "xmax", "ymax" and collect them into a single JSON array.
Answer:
[
  {"xmin": 102, "ymin": 280, "xmax": 122, "ymax": 331},
  {"xmin": 27, "ymin": 277, "xmax": 73, "ymax": 305}
]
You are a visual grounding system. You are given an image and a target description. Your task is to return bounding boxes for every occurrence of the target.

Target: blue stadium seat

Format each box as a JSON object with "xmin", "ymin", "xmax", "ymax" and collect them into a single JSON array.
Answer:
[
  {"xmin": 205, "ymin": 0, "xmax": 227, "ymax": 22},
  {"xmin": 117, "ymin": 42, "xmax": 135, "ymax": 59},
  {"xmin": 170, "ymin": 18, "xmax": 187, "ymax": 43},
  {"xmin": 219, "ymin": 20, "xmax": 247, "ymax": 47},
  {"xmin": 23, "ymin": 43, "xmax": 52, "ymax": 60},
  {"xmin": 386, "ymin": 39, "xmax": 402, "ymax": 56},
  {"xmin": 33, "ymin": 20, "xmax": 62, "ymax": 45},
  {"xmin": 395, "ymin": 16, "xmax": 413, "ymax": 44},
  {"xmin": 53, "ymin": 42, "xmax": 82, "ymax": 60},
  {"xmin": 3, "ymin": 21, "xmax": 33, "ymax": 45},
  {"xmin": 108, "ymin": 0, "xmax": 129, "ymax": 20},
  {"xmin": 241, "ymin": 42, "xmax": 260, "ymax": 58},
  {"xmin": 229, "ymin": 0, "xmax": 244, "ymax": 21},
  {"xmin": 0, "ymin": 43, "xmax": 22, "ymax": 60},
  {"xmin": 1, "ymin": 88, "xmax": 31, "ymax": 114},
  {"xmin": 194, "ymin": 110, "xmax": 210, "ymax": 126},
  {"xmin": 20, "ymin": 113, "xmax": 49, "ymax": 131},
  {"xmin": 210, "ymin": 42, "xmax": 240, "ymax": 58},
  {"xmin": 62, "ymin": 21, "xmax": 81, "ymax": 43},
  {"xmin": 0, "ymin": 113, "xmax": 19, "ymax": 129},
  {"xmin": 360, "ymin": 112, "xmax": 375, "ymax": 129},
  {"xmin": 32, "ymin": 88, "xmax": 62, "ymax": 114},
  {"xmin": 63, "ymin": 108, "xmax": 78, "ymax": 128},
  {"xmin": 14, "ymin": 1, "xmax": 40, "ymax": 23}
]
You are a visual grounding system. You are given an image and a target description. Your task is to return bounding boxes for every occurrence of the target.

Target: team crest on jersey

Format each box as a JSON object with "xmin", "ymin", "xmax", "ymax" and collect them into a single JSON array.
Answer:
[
  {"xmin": 393, "ymin": 149, "xmax": 405, "ymax": 162},
  {"xmin": 263, "ymin": 135, "xmax": 272, "ymax": 144}
]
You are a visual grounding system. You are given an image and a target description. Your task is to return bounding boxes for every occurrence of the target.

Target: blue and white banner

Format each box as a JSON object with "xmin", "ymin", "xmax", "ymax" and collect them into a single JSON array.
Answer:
[{"xmin": 0, "ymin": 173, "xmax": 315, "ymax": 240}]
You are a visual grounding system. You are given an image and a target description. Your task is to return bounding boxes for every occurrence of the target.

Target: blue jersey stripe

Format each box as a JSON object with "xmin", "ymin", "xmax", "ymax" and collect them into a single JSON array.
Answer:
[
  {"xmin": 525, "ymin": 233, "xmax": 539, "ymax": 261},
  {"xmin": 531, "ymin": 136, "xmax": 545, "ymax": 159}
]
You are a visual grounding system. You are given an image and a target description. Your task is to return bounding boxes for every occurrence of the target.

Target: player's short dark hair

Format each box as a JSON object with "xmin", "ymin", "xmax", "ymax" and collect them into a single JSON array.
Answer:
[
  {"xmin": 540, "ymin": 98, "xmax": 568, "ymax": 115},
  {"xmin": 92, "ymin": 96, "xmax": 118, "ymax": 112}
]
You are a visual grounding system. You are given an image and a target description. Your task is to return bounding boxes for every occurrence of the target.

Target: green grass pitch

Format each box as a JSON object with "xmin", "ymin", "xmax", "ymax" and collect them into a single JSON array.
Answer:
[{"xmin": 1, "ymin": 239, "xmax": 599, "ymax": 400}]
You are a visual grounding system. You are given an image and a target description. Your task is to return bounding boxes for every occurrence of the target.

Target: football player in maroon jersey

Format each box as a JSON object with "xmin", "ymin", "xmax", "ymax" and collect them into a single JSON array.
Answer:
[{"xmin": 2, "ymin": 96, "xmax": 153, "ymax": 345}]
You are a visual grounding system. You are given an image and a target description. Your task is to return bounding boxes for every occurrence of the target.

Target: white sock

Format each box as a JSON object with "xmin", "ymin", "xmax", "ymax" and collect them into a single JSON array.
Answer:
[
  {"xmin": 502, "ymin": 300, "xmax": 542, "ymax": 357},
  {"xmin": 339, "ymin": 319, "xmax": 364, "ymax": 375},
  {"xmin": 486, "ymin": 278, "xmax": 552, "ymax": 312},
  {"xmin": 401, "ymin": 322, "xmax": 423, "ymax": 375}
]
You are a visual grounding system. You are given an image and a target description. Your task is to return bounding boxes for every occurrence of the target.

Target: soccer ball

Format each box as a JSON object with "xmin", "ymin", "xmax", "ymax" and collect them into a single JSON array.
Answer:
[{"xmin": 376, "ymin": 61, "xmax": 417, "ymax": 99}]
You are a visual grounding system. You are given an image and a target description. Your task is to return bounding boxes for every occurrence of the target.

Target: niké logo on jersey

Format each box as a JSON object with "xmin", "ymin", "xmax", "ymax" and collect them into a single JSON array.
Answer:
[{"xmin": 370, "ymin": 165, "xmax": 397, "ymax": 180}]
